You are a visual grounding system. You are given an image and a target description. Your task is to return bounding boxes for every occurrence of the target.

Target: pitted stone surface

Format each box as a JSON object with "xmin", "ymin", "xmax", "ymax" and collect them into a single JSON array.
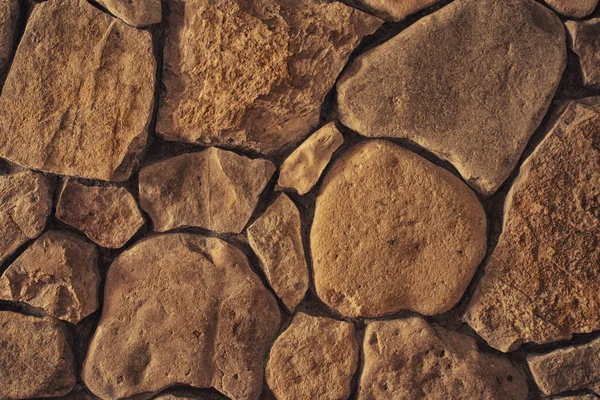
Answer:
[
  {"xmin": 567, "ymin": 19, "xmax": 600, "ymax": 89},
  {"xmin": 547, "ymin": 0, "xmax": 598, "ymax": 18},
  {"xmin": 96, "ymin": 0, "xmax": 162, "ymax": 27},
  {"xmin": 0, "ymin": 0, "xmax": 19, "ymax": 70}
]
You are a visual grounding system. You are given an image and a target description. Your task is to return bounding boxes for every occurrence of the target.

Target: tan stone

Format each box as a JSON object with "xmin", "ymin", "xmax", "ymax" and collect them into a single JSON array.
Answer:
[
  {"xmin": 82, "ymin": 233, "xmax": 281, "ymax": 400},
  {"xmin": 567, "ymin": 19, "xmax": 600, "ymax": 89},
  {"xmin": 157, "ymin": 0, "xmax": 382, "ymax": 154},
  {"xmin": 311, "ymin": 140, "xmax": 487, "ymax": 318},
  {"xmin": 96, "ymin": 0, "xmax": 161, "ymax": 27},
  {"xmin": 0, "ymin": 0, "xmax": 155, "ymax": 181},
  {"xmin": 0, "ymin": 311, "xmax": 76, "ymax": 399},
  {"xmin": 359, "ymin": 317, "xmax": 528, "ymax": 400},
  {"xmin": 353, "ymin": 0, "xmax": 441, "ymax": 21},
  {"xmin": 56, "ymin": 180, "xmax": 145, "ymax": 248},
  {"xmin": 465, "ymin": 101, "xmax": 600, "ymax": 352},
  {"xmin": 547, "ymin": 0, "xmax": 598, "ymax": 18},
  {"xmin": 277, "ymin": 123, "xmax": 344, "ymax": 195},
  {"xmin": 337, "ymin": 0, "xmax": 566, "ymax": 195},
  {"xmin": 266, "ymin": 313, "xmax": 358, "ymax": 400},
  {"xmin": 0, "ymin": 0, "xmax": 19, "ymax": 70},
  {"xmin": 139, "ymin": 148, "xmax": 275, "ymax": 234}
]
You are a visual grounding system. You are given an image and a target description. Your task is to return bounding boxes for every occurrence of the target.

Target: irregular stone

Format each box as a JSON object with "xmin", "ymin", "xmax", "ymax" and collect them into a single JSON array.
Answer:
[
  {"xmin": 0, "ymin": 171, "xmax": 52, "ymax": 264},
  {"xmin": 56, "ymin": 180, "xmax": 145, "ymax": 248},
  {"xmin": 359, "ymin": 317, "xmax": 528, "ymax": 400},
  {"xmin": 139, "ymin": 148, "xmax": 275, "ymax": 234},
  {"xmin": 266, "ymin": 313, "xmax": 358, "ymax": 400},
  {"xmin": 566, "ymin": 19, "xmax": 600, "ymax": 89},
  {"xmin": 464, "ymin": 101, "xmax": 600, "ymax": 352},
  {"xmin": 0, "ymin": 0, "xmax": 155, "ymax": 181},
  {"xmin": 82, "ymin": 233, "xmax": 280, "ymax": 400},
  {"xmin": 0, "ymin": 0, "xmax": 19, "ymax": 70},
  {"xmin": 337, "ymin": 0, "xmax": 566, "ymax": 195},
  {"xmin": 351, "ymin": 0, "xmax": 441, "ymax": 21},
  {"xmin": 311, "ymin": 140, "xmax": 487, "ymax": 318},
  {"xmin": 248, "ymin": 194, "xmax": 308, "ymax": 312},
  {"xmin": 278, "ymin": 123, "xmax": 344, "ymax": 195},
  {"xmin": 96, "ymin": 0, "xmax": 161, "ymax": 27},
  {"xmin": 157, "ymin": 0, "xmax": 382, "ymax": 154},
  {"xmin": 50, "ymin": 384, "xmax": 100, "ymax": 400},
  {"xmin": 547, "ymin": 0, "xmax": 598, "ymax": 18},
  {"xmin": 552, "ymin": 396, "xmax": 599, "ymax": 400},
  {"xmin": 0, "ymin": 311, "xmax": 76, "ymax": 399}
]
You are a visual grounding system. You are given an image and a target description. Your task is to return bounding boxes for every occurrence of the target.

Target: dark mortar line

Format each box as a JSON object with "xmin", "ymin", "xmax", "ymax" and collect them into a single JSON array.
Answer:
[{"xmin": 347, "ymin": 324, "xmax": 366, "ymax": 400}]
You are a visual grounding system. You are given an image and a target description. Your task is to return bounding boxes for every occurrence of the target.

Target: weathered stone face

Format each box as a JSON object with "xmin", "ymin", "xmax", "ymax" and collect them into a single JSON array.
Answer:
[
  {"xmin": 96, "ymin": 0, "xmax": 162, "ymax": 27},
  {"xmin": 567, "ymin": 19, "xmax": 600, "ymax": 89},
  {"xmin": 546, "ymin": 0, "xmax": 598, "ymax": 18},
  {"xmin": 352, "ymin": 0, "xmax": 441, "ymax": 21},
  {"xmin": 0, "ymin": 0, "xmax": 19, "ymax": 71}
]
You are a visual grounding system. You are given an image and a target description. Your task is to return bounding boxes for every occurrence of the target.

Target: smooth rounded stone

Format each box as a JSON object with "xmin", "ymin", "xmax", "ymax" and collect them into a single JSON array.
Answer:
[
  {"xmin": 157, "ymin": 0, "xmax": 382, "ymax": 155},
  {"xmin": 311, "ymin": 140, "xmax": 487, "ymax": 318},
  {"xmin": 139, "ymin": 148, "xmax": 275, "ymax": 234},
  {"xmin": 96, "ymin": 0, "xmax": 161, "ymax": 27},
  {"xmin": 82, "ymin": 233, "xmax": 281, "ymax": 400},
  {"xmin": 0, "ymin": 311, "xmax": 76, "ymax": 399},
  {"xmin": 0, "ymin": 231, "xmax": 100, "ymax": 324},
  {"xmin": 0, "ymin": 0, "xmax": 19, "ymax": 70},
  {"xmin": 0, "ymin": 0, "xmax": 155, "ymax": 181},
  {"xmin": 358, "ymin": 317, "xmax": 528, "ymax": 400},
  {"xmin": 566, "ymin": 19, "xmax": 600, "ymax": 89},
  {"xmin": 337, "ymin": 0, "xmax": 566, "ymax": 196},
  {"xmin": 266, "ymin": 313, "xmax": 358, "ymax": 400},
  {"xmin": 0, "ymin": 170, "xmax": 52, "ymax": 264},
  {"xmin": 56, "ymin": 180, "xmax": 145, "ymax": 248},
  {"xmin": 351, "ymin": 0, "xmax": 441, "ymax": 21},
  {"xmin": 464, "ymin": 101, "xmax": 600, "ymax": 352},
  {"xmin": 547, "ymin": 0, "xmax": 598, "ymax": 18},
  {"xmin": 277, "ymin": 123, "xmax": 344, "ymax": 195}
]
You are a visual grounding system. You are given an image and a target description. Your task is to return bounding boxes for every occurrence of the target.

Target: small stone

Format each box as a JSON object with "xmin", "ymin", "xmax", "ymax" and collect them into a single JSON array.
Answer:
[
  {"xmin": 278, "ymin": 123, "xmax": 344, "ymax": 195},
  {"xmin": 248, "ymin": 194, "xmax": 309, "ymax": 312},
  {"xmin": 139, "ymin": 148, "xmax": 275, "ymax": 234},
  {"xmin": 0, "ymin": 311, "xmax": 76, "ymax": 399},
  {"xmin": 547, "ymin": 0, "xmax": 598, "ymax": 18},
  {"xmin": 0, "ymin": 231, "xmax": 100, "ymax": 324},
  {"xmin": 56, "ymin": 180, "xmax": 145, "ymax": 248},
  {"xmin": 354, "ymin": 0, "xmax": 441, "ymax": 21},
  {"xmin": 0, "ymin": 0, "xmax": 19, "ymax": 70},
  {"xmin": 566, "ymin": 19, "xmax": 600, "ymax": 89},
  {"xmin": 266, "ymin": 313, "xmax": 358, "ymax": 400},
  {"xmin": 311, "ymin": 140, "xmax": 487, "ymax": 318},
  {"xmin": 82, "ymin": 233, "xmax": 280, "ymax": 400},
  {"xmin": 0, "ymin": 0, "xmax": 155, "ymax": 181},
  {"xmin": 359, "ymin": 317, "xmax": 528, "ymax": 400},
  {"xmin": 96, "ymin": 0, "xmax": 161, "ymax": 27}
]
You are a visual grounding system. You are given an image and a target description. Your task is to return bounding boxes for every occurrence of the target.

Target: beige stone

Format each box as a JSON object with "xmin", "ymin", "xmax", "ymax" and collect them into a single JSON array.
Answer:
[
  {"xmin": 278, "ymin": 123, "xmax": 344, "ymax": 195},
  {"xmin": 157, "ymin": 0, "xmax": 382, "ymax": 154},
  {"xmin": 0, "ymin": 0, "xmax": 155, "ymax": 181},
  {"xmin": 567, "ymin": 19, "xmax": 600, "ymax": 89},
  {"xmin": 337, "ymin": 0, "xmax": 566, "ymax": 195},
  {"xmin": 359, "ymin": 317, "xmax": 528, "ymax": 400},
  {"xmin": 97, "ymin": 0, "xmax": 161, "ymax": 27},
  {"xmin": 82, "ymin": 233, "xmax": 280, "ymax": 400},
  {"xmin": 311, "ymin": 140, "xmax": 487, "ymax": 318},
  {"xmin": 139, "ymin": 148, "xmax": 275, "ymax": 234},
  {"xmin": 0, "ymin": 0, "xmax": 19, "ymax": 70},
  {"xmin": 56, "ymin": 180, "xmax": 145, "ymax": 248},
  {"xmin": 266, "ymin": 313, "xmax": 358, "ymax": 400},
  {"xmin": 547, "ymin": 0, "xmax": 598, "ymax": 18},
  {"xmin": 354, "ymin": 0, "xmax": 441, "ymax": 21}
]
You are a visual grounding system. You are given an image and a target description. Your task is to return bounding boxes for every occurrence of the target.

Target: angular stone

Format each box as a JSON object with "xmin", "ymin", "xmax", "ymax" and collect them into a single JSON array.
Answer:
[
  {"xmin": 248, "ymin": 194, "xmax": 309, "ymax": 312},
  {"xmin": 82, "ymin": 233, "xmax": 280, "ymax": 400},
  {"xmin": 0, "ymin": 0, "xmax": 19, "ymax": 70},
  {"xmin": 359, "ymin": 317, "xmax": 528, "ymax": 400},
  {"xmin": 337, "ymin": 0, "xmax": 566, "ymax": 195},
  {"xmin": 547, "ymin": 0, "xmax": 598, "ymax": 18},
  {"xmin": 157, "ymin": 0, "xmax": 382, "ymax": 154},
  {"xmin": 352, "ymin": 0, "xmax": 441, "ymax": 21},
  {"xmin": 0, "ymin": 311, "xmax": 76, "ymax": 399},
  {"xmin": 0, "ymin": 171, "xmax": 52, "ymax": 264},
  {"xmin": 464, "ymin": 101, "xmax": 600, "ymax": 352},
  {"xmin": 566, "ymin": 19, "xmax": 600, "ymax": 88},
  {"xmin": 266, "ymin": 313, "xmax": 358, "ymax": 400},
  {"xmin": 96, "ymin": 0, "xmax": 161, "ymax": 27},
  {"xmin": 56, "ymin": 180, "xmax": 145, "ymax": 248},
  {"xmin": 0, "ymin": 0, "xmax": 155, "ymax": 181},
  {"xmin": 278, "ymin": 123, "xmax": 344, "ymax": 195},
  {"xmin": 139, "ymin": 148, "xmax": 275, "ymax": 234},
  {"xmin": 311, "ymin": 140, "xmax": 487, "ymax": 318}
]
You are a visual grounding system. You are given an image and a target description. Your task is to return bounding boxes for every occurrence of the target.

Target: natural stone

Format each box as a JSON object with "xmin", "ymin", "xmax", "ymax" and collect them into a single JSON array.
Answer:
[
  {"xmin": 96, "ymin": 0, "xmax": 161, "ymax": 27},
  {"xmin": 359, "ymin": 317, "xmax": 528, "ymax": 399},
  {"xmin": 311, "ymin": 140, "xmax": 487, "ymax": 318},
  {"xmin": 0, "ymin": 0, "xmax": 19, "ymax": 70},
  {"xmin": 337, "ymin": 0, "xmax": 566, "ymax": 195},
  {"xmin": 82, "ymin": 233, "xmax": 281, "ymax": 400},
  {"xmin": 547, "ymin": 0, "xmax": 598, "ymax": 18},
  {"xmin": 51, "ymin": 384, "xmax": 100, "ymax": 400},
  {"xmin": 266, "ymin": 313, "xmax": 358, "ymax": 400},
  {"xmin": 552, "ymin": 396, "xmax": 599, "ymax": 400},
  {"xmin": 157, "ymin": 0, "xmax": 382, "ymax": 154},
  {"xmin": 465, "ymin": 101, "xmax": 600, "ymax": 351},
  {"xmin": 566, "ymin": 19, "xmax": 600, "ymax": 89},
  {"xmin": 56, "ymin": 180, "xmax": 145, "ymax": 248},
  {"xmin": 352, "ymin": 0, "xmax": 441, "ymax": 21},
  {"xmin": 139, "ymin": 148, "xmax": 275, "ymax": 234},
  {"xmin": 0, "ymin": 311, "xmax": 76, "ymax": 399},
  {"xmin": 278, "ymin": 123, "xmax": 344, "ymax": 195},
  {"xmin": 0, "ymin": 0, "xmax": 155, "ymax": 181},
  {"xmin": 0, "ymin": 231, "xmax": 100, "ymax": 324}
]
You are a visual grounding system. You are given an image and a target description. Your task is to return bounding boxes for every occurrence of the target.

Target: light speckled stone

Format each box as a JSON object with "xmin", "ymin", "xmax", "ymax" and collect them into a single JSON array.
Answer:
[
  {"xmin": 97, "ymin": 0, "xmax": 161, "ymax": 27},
  {"xmin": 567, "ymin": 19, "xmax": 600, "ymax": 89},
  {"xmin": 547, "ymin": 0, "xmax": 598, "ymax": 18},
  {"xmin": 0, "ymin": 0, "xmax": 19, "ymax": 70}
]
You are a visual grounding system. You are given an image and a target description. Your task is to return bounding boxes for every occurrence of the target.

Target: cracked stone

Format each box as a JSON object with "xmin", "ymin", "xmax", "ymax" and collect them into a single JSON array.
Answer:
[
  {"xmin": 96, "ymin": 0, "xmax": 161, "ymax": 27},
  {"xmin": 547, "ymin": 0, "xmax": 598, "ymax": 18},
  {"xmin": 352, "ymin": 0, "xmax": 441, "ymax": 21},
  {"xmin": 566, "ymin": 19, "xmax": 600, "ymax": 89},
  {"xmin": 0, "ymin": 0, "xmax": 19, "ymax": 71}
]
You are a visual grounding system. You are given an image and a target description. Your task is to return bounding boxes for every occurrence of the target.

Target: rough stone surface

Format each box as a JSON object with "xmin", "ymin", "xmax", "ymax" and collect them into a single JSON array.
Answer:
[
  {"xmin": 266, "ymin": 313, "xmax": 358, "ymax": 400},
  {"xmin": 50, "ymin": 384, "xmax": 100, "ymax": 400},
  {"xmin": 56, "ymin": 180, "xmax": 145, "ymax": 248},
  {"xmin": 96, "ymin": 0, "xmax": 162, "ymax": 27},
  {"xmin": 0, "ymin": 0, "xmax": 19, "ymax": 70},
  {"xmin": 337, "ymin": 0, "xmax": 566, "ymax": 195},
  {"xmin": 82, "ymin": 233, "xmax": 281, "ymax": 400},
  {"xmin": 278, "ymin": 123, "xmax": 344, "ymax": 195},
  {"xmin": 567, "ymin": 19, "xmax": 600, "ymax": 89},
  {"xmin": 359, "ymin": 317, "xmax": 528, "ymax": 400},
  {"xmin": 465, "ymin": 101, "xmax": 600, "ymax": 352},
  {"xmin": 157, "ymin": 0, "xmax": 382, "ymax": 154},
  {"xmin": 311, "ymin": 140, "xmax": 487, "ymax": 318},
  {"xmin": 0, "ymin": 0, "xmax": 155, "ymax": 181},
  {"xmin": 547, "ymin": 0, "xmax": 598, "ymax": 18},
  {"xmin": 0, "ymin": 311, "xmax": 76, "ymax": 399},
  {"xmin": 352, "ymin": 0, "xmax": 441, "ymax": 21},
  {"xmin": 139, "ymin": 148, "xmax": 275, "ymax": 234}
]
